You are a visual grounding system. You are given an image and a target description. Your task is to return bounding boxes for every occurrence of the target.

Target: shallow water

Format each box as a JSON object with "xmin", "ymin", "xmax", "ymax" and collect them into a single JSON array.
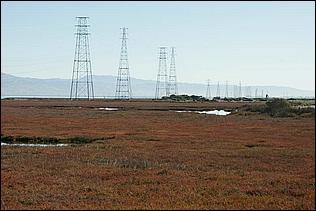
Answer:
[
  {"xmin": 98, "ymin": 107, "xmax": 119, "ymax": 111},
  {"xmin": 1, "ymin": 143, "xmax": 68, "ymax": 147},
  {"xmin": 174, "ymin": 110, "xmax": 231, "ymax": 116},
  {"xmin": 197, "ymin": 110, "xmax": 231, "ymax": 115}
]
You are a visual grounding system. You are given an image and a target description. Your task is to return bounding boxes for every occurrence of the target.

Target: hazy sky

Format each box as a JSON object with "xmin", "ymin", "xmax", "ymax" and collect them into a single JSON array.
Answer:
[{"xmin": 1, "ymin": 1, "xmax": 315, "ymax": 90}]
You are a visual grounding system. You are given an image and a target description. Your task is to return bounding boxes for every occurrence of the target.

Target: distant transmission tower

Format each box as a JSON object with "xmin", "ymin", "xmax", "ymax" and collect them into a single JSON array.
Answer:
[
  {"xmin": 233, "ymin": 85, "xmax": 238, "ymax": 98},
  {"xmin": 239, "ymin": 81, "xmax": 242, "ymax": 98},
  {"xmin": 206, "ymin": 79, "xmax": 211, "ymax": 99},
  {"xmin": 245, "ymin": 86, "xmax": 249, "ymax": 97},
  {"xmin": 225, "ymin": 80, "xmax": 228, "ymax": 98},
  {"xmin": 115, "ymin": 27, "xmax": 132, "ymax": 99},
  {"xmin": 70, "ymin": 17, "xmax": 94, "ymax": 100},
  {"xmin": 168, "ymin": 47, "xmax": 178, "ymax": 96},
  {"xmin": 216, "ymin": 81, "xmax": 220, "ymax": 98},
  {"xmin": 245, "ymin": 86, "xmax": 252, "ymax": 98},
  {"xmin": 155, "ymin": 47, "xmax": 168, "ymax": 99},
  {"xmin": 248, "ymin": 86, "xmax": 252, "ymax": 98}
]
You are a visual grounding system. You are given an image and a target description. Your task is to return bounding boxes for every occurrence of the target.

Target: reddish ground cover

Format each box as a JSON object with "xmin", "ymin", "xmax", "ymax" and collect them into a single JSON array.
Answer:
[{"xmin": 1, "ymin": 99, "xmax": 315, "ymax": 209}]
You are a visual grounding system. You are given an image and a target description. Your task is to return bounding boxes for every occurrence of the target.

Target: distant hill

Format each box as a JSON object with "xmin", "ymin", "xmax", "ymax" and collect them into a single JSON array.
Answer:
[{"xmin": 1, "ymin": 72, "xmax": 315, "ymax": 98}]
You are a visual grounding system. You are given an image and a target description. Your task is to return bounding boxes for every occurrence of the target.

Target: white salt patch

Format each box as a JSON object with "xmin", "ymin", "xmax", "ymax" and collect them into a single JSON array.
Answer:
[
  {"xmin": 174, "ymin": 110, "xmax": 231, "ymax": 116},
  {"xmin": 1, "ymin": 143, "xmax": 68, "ymax": 147},
  {"xmin": 197, "ymin": 110, "xmax": 231, "ymax": 116},
  {"xmin": 98, "ymin": 107, "xmax": 118, "ymax": 111}
]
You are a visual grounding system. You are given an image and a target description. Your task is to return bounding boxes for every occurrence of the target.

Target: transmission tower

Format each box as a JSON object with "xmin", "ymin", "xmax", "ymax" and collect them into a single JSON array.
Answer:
[
  {"xmin": 216, "ymin": 81, "xmax": 220, "ymax": 98},
  {"xmin": 206, "ymin": 79, "xmax": 211, "ymax": 99},
  {"xmin": 115, "ymin": 27, "xmax": 132, "ymax": 99},
  {"xmin": 70, "ymin": 17, "xmax": 94, "ymax": 100},
  {"xmin": 233, "ymin": 85, "xmax": 238, "ymax": 98},
  {"xmin": 155, "ymin": 47, "xmax": 168, "ymax": 99},
  {"xmin": 168, "ymin": 47, "xmax": 178, "ymax": 96},
  {"xmin": 244, "ymin": 86, "xmax": 249, "ymax": 97},
  {"xmin": 239, "ymin": 81, "xmax": 242, "ymax": 98},
  {"xmin": 245, "ymin": 86, "xmax": 252, "ymax": 98},
  {"xmin": 225, "ymin": 80, "xmax": 228, "ymax": 98},
  {"xmin": 248, "ymin": 86, "xmax": 252, "ymax": 98}
]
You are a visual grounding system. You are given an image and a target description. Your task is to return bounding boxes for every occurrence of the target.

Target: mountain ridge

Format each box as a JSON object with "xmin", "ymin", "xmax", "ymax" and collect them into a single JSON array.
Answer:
[{"xmin": 1, "ymin": 72, "xmax": 315, "ymax": 98}]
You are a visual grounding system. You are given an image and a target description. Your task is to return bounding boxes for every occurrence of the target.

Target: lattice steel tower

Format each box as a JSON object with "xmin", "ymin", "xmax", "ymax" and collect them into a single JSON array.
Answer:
[
  {"xmin": 206, "ymin": 79, "xmax": 211, "ymax": 99},
  {"xmin": 239, "ymin": 81, "xmax": 242, "ymax": 98},
  {"xmin": 245, "ymin": 86, "xmax": 252, "ymax": 98},
  {"xmin": 155, "ymin": 47, "xmax": 168, "ymax": 99},
  {"xmin": 115, "ymin": 27, "xmax": 132, "ymax": 99},
  {"xmin": 216, "ymin": 81, "xmax": 221, "ymax": 98},
  {"xmin": 70, "ymin": 17, "xmax": 94, "ymax": 100},
  {"xmin": 233, "ymin": 85, "xmax": 238, "ymax": 98},
  {"xmin": 168, "ymin": 47, "xmax": 178, "ymax": 96},
  {"xmin": 225, "ymin": 80, "xmax": 229, "ymax": 98}
]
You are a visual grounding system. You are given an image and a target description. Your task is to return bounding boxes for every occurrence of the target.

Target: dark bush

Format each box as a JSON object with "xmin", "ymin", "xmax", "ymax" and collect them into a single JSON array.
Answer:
[
  {"xmin": 1, "ymin": 135, "xmax": 98, "ymax": 145},
  {"xmin": 65, "ymin": 136, "xmax": 95, "ymax": 144},
  {"xmin": 265, "ymin": 98, "xmax": 291, "ymax": 117},
  {"xmin": 1, "ymin": 135, "xmax": 14, "ymax": 143},
  {"xmin": 162, "ymin": 94, "xmax": 208, "ymax": 102}
]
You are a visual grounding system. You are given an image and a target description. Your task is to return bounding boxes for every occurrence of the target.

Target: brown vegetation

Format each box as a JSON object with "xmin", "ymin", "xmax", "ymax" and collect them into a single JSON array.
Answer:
[{"xmin": 1, "ymin": 99, "xmax": 315, "ymax": 209}]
